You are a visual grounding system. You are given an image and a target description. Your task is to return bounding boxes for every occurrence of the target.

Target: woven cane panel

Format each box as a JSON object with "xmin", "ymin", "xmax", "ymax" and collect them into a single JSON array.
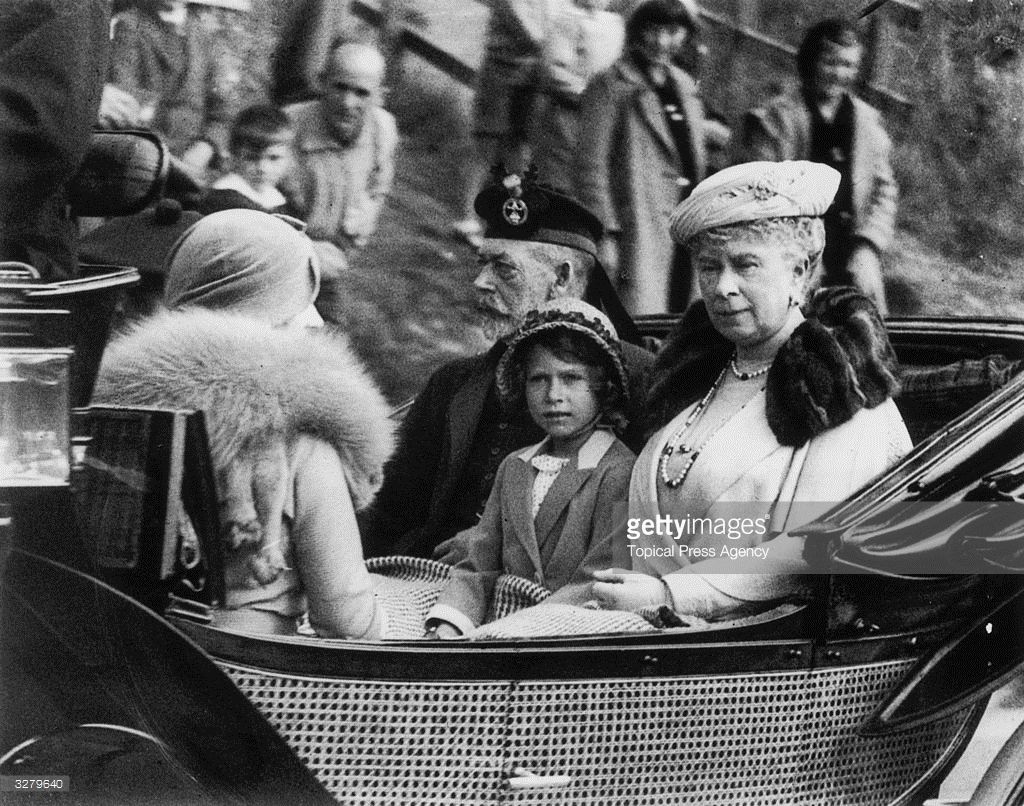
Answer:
[
  {"xmin": 222, "ymin": 664, "xmax": 509, "ymax": 804},
  {"xmin": 220, "ymin": 660, "xmax": 975, "ymax": 806},
  {"xmin": 504, "ymin": 661, "xmax": 974, "ymax": 806}
]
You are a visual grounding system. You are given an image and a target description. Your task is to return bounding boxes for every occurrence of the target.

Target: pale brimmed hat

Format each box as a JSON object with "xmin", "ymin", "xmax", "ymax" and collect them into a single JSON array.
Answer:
[
  {"xmin": 669, "ymin": 160, "xmax": 841, "ymax": 246},
  {"xmin": 496, "ymin": 299, "xmax": 628, "ymax": 402}
]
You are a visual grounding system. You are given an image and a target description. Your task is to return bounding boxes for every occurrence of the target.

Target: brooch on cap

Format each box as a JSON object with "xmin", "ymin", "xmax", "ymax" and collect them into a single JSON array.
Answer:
[
  {"xmin": 751, "ymin": 174, "xmax": 780, "ymax": 201},
  {"xmin": 501, "ymin": 174, "xmax": 529, "ymax": 226}
]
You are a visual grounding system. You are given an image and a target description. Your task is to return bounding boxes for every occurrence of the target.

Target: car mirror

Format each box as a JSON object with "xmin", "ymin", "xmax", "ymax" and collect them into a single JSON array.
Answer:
[{"xmin": 67, "ymin": 130, "xmax": 168, "ymax": 218}]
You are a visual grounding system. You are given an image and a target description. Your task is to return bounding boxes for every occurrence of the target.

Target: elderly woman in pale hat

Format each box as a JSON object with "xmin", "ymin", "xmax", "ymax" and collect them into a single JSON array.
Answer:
[
  {"xmin": 94, "ymin": 209, "xmax": 393, "ymax": 639},
  {"xmin": 593, "ymin": 161, "xmax": 911, "ymax": 619}
]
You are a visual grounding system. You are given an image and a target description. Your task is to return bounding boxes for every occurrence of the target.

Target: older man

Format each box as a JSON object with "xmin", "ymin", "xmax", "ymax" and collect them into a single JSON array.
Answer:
[
  {"xmin": 736, "ymin": 18, "xmax": 896, "ymax": 315},
  {"xmin": 360, "ymin": 172, "xmax": 653, "ymax": 559},
  {"xmin": 285, "ymin": 40, "xmax": 398, "ymax": 320}
]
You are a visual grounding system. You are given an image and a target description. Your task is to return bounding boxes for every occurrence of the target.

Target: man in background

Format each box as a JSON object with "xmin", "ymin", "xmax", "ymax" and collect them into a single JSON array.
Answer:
[{"xmin": 285, "ymin": 40, "xmax": 398, "ymax": 325}]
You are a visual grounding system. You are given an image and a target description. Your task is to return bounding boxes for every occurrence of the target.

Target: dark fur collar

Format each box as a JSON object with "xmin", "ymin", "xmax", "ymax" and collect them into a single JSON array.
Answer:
[{"xmin": 645, "ymin": 286, "xmax": 901, "ymax": 447}]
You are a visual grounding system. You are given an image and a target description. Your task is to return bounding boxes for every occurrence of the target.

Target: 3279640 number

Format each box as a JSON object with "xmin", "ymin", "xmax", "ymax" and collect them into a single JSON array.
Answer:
[{"xmin": 0, "ymin": 776, "xmax": 69, "ymax": 791}]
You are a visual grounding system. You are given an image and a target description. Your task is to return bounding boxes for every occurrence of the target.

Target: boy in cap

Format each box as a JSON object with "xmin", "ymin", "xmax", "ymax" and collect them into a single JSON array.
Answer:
[{"xmin": 359, "ymin": 170, "xmax": 653, "ymax": 560}]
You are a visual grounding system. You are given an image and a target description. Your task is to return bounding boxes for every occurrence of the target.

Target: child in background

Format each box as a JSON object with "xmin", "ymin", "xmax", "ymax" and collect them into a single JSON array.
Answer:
[
  {"xmin": 424, "ymin": 299, "xmax": 636, "ymax": 638},
  {"xmin": 198, "ymin": 104, "xmax": 301, "ymax": 217}
]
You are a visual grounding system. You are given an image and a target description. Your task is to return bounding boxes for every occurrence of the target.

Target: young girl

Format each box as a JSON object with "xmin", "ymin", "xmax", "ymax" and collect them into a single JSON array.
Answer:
[{"xmin": 424, "ymin": 299, "xmax": 636, "ymax": 638}]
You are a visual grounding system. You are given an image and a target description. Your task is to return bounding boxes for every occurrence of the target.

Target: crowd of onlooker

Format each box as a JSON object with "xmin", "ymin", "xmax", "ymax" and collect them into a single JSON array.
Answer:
[
  {"xmin": 87, "ymin": 0, "xmax": 898, "ymax": 317},
  {"xmin": 7, "ymin": 0, "xmax": 1023, "ymax": 317}
]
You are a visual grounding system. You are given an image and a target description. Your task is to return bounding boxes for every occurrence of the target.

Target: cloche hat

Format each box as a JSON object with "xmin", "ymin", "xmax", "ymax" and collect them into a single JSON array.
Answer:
[{"xmin": 164, "ymin": 209, "xmax": 320, "ymax": 326}]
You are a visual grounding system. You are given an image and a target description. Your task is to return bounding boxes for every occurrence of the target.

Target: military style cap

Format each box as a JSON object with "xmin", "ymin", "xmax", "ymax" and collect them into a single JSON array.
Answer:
[
  {"xmin": 473, "ymin": 168, "xmax": 603, "ymax": 258},
  {"xmin": 669, "ymin": 160, "xmax": 841, "ymax": 245}
]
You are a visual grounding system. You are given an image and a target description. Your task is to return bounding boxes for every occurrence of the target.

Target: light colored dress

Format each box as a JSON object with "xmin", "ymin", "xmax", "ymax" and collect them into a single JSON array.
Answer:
[
  {"xmin": 218, "ymin": 434, "xmax": 386, "ymax": 639},
  {"xmin": 628, "ymin": 395, "xmax": 911, "ymax": 605}
]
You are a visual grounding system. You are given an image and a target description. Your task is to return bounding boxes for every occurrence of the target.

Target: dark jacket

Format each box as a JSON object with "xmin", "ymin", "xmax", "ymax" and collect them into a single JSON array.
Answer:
[
  {"xmin": 107, "ymin": 9, "xmax": 237, "ymax": 156},
  {"xmin": 360, "ymin": 339, "xmax": 654, "ymax": 559},
  {"xmin": 0, "ymin": 0, "xmax": 109, "ymax": 278}
]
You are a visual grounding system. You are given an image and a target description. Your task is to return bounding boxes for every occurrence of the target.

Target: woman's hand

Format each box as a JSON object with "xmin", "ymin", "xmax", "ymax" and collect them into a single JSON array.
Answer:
[
  {"xmin": 660, "ymin": 570, "xmax": 747, "ymax": 620},
  {"xmin": 592, "ymin": 569, "xmax": 671, "ymax": 611}
]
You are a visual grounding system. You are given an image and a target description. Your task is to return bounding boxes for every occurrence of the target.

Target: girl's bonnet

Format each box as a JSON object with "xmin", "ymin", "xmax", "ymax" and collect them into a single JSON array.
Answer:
[{"xmin": 496, "ymin": 298, "xmax": 629, "ymax": 405}]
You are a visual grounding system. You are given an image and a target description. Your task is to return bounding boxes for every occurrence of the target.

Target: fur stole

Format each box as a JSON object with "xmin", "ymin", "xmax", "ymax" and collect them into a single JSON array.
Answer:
[
  {"xmin": 645, "ymin": 286, "xmax": 901, "ymax": 447},
  {"xmin": 93, "ymin": 309, "xmax": 395, "ymax": 586}
]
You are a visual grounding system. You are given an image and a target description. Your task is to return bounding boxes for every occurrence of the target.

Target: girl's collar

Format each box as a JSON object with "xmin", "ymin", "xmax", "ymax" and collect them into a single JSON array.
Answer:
[{"xmin": 516, "ymin": 428, "xmax": 616, "ymax": 469}]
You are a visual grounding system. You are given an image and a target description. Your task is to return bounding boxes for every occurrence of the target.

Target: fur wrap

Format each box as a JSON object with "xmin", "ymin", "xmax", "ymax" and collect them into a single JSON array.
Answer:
[
  {"xmin": 645, "ymin": 286, "xmax": 900, "ymax": 447},
  {"xmin": 93, "ymin": 309, "xmax": 395, "ymax": 585}
]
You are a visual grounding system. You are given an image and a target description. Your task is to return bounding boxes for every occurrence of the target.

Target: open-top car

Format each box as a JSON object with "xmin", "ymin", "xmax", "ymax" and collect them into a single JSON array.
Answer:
[
  {"xmin": 4, "ymin": 0, "xmax": 1024, "ymax": 798},
  {"xmin": 3, "ymin": 272, "xmax": 1024, "ymax": 804}
]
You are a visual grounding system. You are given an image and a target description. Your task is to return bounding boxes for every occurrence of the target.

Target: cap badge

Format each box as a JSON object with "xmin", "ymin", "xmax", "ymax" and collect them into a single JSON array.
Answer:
[{"xmin": 502, "ymin": 197, "xmax": 529, "ymax": 226}]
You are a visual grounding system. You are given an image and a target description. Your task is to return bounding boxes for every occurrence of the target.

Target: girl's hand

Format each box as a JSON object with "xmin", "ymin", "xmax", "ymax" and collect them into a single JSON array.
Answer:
[
  {"xmin": 423, "ymin": 620, "xmax": 462, "ymax": 640},
  {"xmin": 592, "ymin": 569, "xmax": 671, "ymax": 610}
]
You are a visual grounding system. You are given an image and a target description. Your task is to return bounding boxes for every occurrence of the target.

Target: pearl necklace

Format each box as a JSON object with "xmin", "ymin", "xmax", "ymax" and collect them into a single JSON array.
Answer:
[
  {"xmin": 658, "ymin": 367, "xmax": 727, "ymax": 489},
  {"xmin": 729, "ymin": 352, "xmax": 771, "ymax": 381},
  {"xmin": 658, "ymin": 362, "xmax": 770, "ymax": 490}
]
